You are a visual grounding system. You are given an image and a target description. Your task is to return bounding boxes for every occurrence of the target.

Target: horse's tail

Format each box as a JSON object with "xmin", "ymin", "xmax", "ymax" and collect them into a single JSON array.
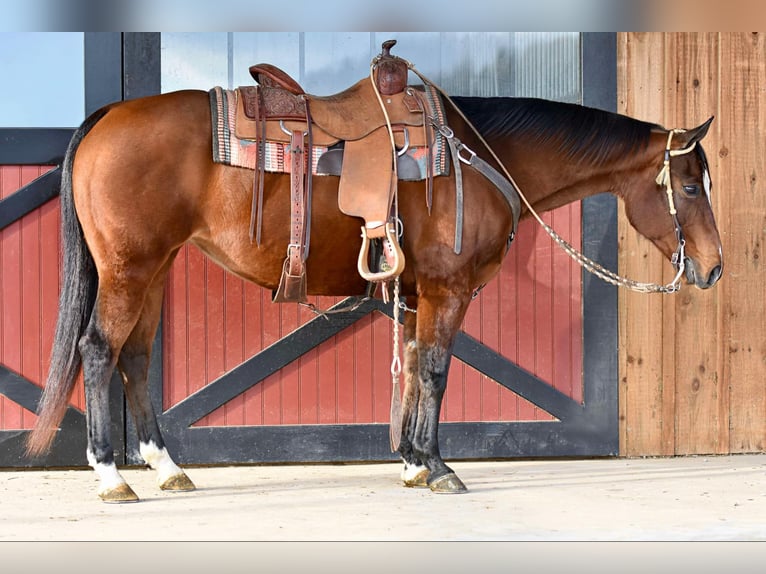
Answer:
[{"xmin": 26, "ymin": 107, "xmax": 111, "ymax": 458}]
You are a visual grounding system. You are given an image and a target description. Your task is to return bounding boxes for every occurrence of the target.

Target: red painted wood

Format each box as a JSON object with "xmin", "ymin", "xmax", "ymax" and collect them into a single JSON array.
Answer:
[
  {"xmin": 21, "ymin": 167, "xmax": 42, "ymax": 431},
  {"xmin": 0, "ymin": 166, "xmax": 65, "ymax": 430},
  {"xmin": 163, "ymin": 201, "xmax": 583, "ymax": 428},
  {"xmin": 371, "ymin": 311, "xmax": 392, "ymax": 423},
  {"xmin": 242, "ymin": 281, "xmax": 264, "ymax": 425},
  {"xmin": 1, "ymin": 164, "xmax": 583, "ymax": 434},
  {"xmin": 1, "ymin": 166, "xmax": 24, "ymax": 430},
  {"xmin": 353, "ymin": 314, "xmax": 373, "ymax": 423},
  {"xmin": 480, "ymin": 275, "xmax": 502, "ymax": 421},
  {"xmin": 163, "ymin": 245, "xmax": 189, "ymax": 411},
  {"xmin": 317, "ymin": 336, "xmax": 337, "ymax": 424},
  {"xmin": 280, "ymin": 304, "xmax": 300, "ymax": 425}
]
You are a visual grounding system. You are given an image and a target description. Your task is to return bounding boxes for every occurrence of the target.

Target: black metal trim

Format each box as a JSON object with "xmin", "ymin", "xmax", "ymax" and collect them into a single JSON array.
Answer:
[
  {"xmin": 0, "ymin": 365, "xmax": 87, "ymax": 466},
  {"xmin": 85, "ymin": 33, "xmax": 123, "ymax": 115},
  {"xmin": 0, "ymin": 129, "xmax": 73, "ymax": 165},
  {"xmin": 123, "ymin": 33, "xmax": 161, "ymax": 100},
  {"xmin": 164, "ymin": 419, "xmax": 612, "ymax": 465},
  {"xmin": 580, "ymin": 32, "xmax": 619, "ymax": 453},
  {"xmin": 0, "ymin": 168, "xmax": 61, "ymax": 231}
]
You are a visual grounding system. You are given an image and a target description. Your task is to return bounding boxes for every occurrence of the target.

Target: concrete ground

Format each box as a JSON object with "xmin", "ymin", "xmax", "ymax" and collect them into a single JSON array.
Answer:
[{"xmin": 1, "ymin": 453, "xmax": 766, "ymax": 542}]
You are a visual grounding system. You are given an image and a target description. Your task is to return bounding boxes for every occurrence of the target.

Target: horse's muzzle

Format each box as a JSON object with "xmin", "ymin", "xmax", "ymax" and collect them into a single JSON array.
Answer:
[{"xmin": 686, "ymin": 258, "xmax": 723, "ymax": 290}]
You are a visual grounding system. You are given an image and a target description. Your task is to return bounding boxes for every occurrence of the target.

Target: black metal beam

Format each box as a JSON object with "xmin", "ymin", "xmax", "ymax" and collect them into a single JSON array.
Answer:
[
  {"xmin": 0, "ymin": 168, "xmax": 61, "ymax": 231},
  {"xmin": 84, "ymin": 33, "xmax": 123, "ymax": 114},
  {"xmin": 164, "ymin": 418, "xmax": 616, "ymax": 466},
  {"xmin": 123, "ymin": 33, "xmax": 161, "ymax": 100},
  {"xmin": 0, "ymin": 129, "xmax": 73, "ymax": 165},
  {"xmin": 0, "ymin": 366, "xmax": 46, "ymax": 414},
  {"xmin": 0, "ymin": 365, "xmax": 90, "ymax": 467},
  {"xmin": 580, "ymin": 32, "xmax": 619, "ymax": 450}
]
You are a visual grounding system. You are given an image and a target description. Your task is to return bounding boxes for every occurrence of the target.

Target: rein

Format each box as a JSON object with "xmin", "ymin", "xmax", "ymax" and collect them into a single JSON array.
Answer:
[{"xmin": 407, "ymin": 63, "xmax": 697, "ymax": 295}]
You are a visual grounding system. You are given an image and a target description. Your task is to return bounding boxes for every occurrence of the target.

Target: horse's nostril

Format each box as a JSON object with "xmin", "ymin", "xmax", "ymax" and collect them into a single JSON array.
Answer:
[{"xmin": 707, "ymin": 264, "xmax": 722, "ymax": 286}]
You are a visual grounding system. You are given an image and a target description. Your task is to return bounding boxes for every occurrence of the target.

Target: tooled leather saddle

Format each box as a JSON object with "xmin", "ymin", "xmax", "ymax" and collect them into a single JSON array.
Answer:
[{"xmin": 235, "ymin": 40, "xmax": 439, "ymax": 304}]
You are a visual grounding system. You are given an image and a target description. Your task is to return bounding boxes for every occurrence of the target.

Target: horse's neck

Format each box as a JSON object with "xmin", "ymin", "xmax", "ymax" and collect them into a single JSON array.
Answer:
[{"xmin": 506, "ymin": 144, "xmax": 656, "ymax": 216}]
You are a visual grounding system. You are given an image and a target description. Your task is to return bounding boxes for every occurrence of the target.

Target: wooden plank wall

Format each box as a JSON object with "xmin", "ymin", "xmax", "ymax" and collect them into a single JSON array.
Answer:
[{"xmin": 618, "ymin": 33, "xmax": 766, "ymax": 455}]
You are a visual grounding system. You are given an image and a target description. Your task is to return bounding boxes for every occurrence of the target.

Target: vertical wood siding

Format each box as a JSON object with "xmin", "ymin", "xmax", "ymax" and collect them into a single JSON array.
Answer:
[
  {"xmin": 163, "ymin": 205, "xmax": 583, "ymax": 427},
  {"xmin": 0, "ymin": 166, "xmax": 81, "ymax": 431},
  {"xmin": 618, "ymin": 33, "xmax": 766, "ymax": 455}
]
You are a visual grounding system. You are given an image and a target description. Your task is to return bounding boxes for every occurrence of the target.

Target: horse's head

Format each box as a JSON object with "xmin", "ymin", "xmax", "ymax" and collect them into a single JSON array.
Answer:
[{"xmin": 624, "ymin": 117, "xmax": 722, "ymax": 290}]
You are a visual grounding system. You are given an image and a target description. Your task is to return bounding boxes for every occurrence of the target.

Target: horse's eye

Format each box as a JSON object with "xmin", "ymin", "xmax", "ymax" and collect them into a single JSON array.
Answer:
[{"xmin": 683, "ymin": 184, "xmax": 701, "ymax": 197}]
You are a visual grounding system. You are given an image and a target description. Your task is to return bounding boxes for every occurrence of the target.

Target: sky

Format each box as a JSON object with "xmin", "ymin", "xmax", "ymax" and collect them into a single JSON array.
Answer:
[{"xmin": 0, "ymin": 32, "xmax": 85, "ymax": 128}]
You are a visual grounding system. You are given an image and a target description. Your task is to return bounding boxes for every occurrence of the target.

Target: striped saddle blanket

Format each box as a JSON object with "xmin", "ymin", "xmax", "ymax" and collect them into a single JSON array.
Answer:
[{"xmin": 208, "ymin": 85, "xmax": 449, "ymax": 180}]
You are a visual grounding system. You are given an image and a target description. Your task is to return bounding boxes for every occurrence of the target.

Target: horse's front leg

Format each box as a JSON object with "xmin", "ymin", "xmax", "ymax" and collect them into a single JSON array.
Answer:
[
  {"xmin": 408, "ymin": 290, "xmax": 471, "ymax": 493},
  {"xmin": 396, "ymin": 300, "xmax": 430, "ymax": 488}
]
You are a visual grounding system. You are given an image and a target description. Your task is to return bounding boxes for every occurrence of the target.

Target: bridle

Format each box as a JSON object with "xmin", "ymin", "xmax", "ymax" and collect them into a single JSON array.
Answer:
[{"xmin": 655, "ymin": 128, "xmax": 698, "ymax": 292}]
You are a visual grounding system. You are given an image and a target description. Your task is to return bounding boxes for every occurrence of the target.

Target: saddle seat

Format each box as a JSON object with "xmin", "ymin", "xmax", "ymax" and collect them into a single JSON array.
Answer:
[{"xmin": 238, "ymin": 67, "xmax": 429, "ymax": 148}]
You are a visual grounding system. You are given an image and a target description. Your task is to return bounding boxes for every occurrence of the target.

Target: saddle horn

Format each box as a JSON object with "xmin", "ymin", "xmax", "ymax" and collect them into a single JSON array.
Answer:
[{"xmin": 374, "ymin": 39, "xmax": 409, "ymax": 96}]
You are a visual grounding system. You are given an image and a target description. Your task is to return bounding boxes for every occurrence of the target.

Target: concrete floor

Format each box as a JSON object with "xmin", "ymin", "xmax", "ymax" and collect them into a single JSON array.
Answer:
[{"xmin": 1, "ymin": 454, "xmax": 765, "ymax": 542}]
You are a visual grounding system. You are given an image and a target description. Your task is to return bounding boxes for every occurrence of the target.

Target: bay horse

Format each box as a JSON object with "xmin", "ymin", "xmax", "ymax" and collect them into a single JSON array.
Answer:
[{"xmin": 26, "ymin": 81, "xmax": 722, "ymax": 502}]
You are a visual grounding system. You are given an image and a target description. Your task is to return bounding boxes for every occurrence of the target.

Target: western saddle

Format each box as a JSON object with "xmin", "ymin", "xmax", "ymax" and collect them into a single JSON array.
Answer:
[{"xmin": 236, "ymin": 39, "xmax": 437, "ymax": 304}]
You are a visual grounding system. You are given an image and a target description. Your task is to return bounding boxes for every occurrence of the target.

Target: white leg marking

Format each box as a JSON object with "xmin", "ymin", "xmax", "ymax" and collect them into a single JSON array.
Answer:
[
  {"xmin": 401, "ymin": 459, "xmax": 428, "ymax": 482},
  {"xmin": 87, "ymin": 450, "xmax": 127, "ymax": 495},
  {"xmin": 140, "ymin": 441, "xmax": 185, "ymax": 485}
]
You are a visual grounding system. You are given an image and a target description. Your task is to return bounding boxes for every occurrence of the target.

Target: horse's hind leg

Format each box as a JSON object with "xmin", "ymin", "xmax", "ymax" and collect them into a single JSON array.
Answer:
[
  {"xmin": 397, "ymin": 304, "xmax": 430, "ymax": 488},
  {"xmin": 118, "ymin": 270, "xmax": 195, "ymax": 493},
  {"xmin": 80, "ymin": 284, "xmax": 144, "ymax": 503},
  {"xmin": 407, "ymin": 290, "xmax": 471, "ymax": 494}
]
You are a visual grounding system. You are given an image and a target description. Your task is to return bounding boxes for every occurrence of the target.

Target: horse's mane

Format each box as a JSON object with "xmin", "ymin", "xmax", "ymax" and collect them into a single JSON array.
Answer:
[{"xmin": 451, "ymin": 96, "xmax": 661, "ymax": 166}]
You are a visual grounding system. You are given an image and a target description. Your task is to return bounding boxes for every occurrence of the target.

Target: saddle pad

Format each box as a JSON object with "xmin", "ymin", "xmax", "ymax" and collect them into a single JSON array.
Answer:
[
  {"xmin": 209, "ymin": 86, "xmax": 327, "ymax": 174},
  {"xmin": 208, "ymin": 86, "xmax": 449, "ymax": 180}
]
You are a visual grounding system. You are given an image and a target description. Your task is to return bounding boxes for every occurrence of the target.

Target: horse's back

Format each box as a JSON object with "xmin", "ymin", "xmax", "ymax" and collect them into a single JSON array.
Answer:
[{"xmin": 78, "ymin": 90, "xmax": 212, "ymax": 162}]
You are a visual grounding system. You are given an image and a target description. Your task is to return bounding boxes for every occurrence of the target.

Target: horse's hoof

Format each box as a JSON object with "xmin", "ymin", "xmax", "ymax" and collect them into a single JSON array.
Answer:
[
  {"xmin": 429, "ymin": 473, "xmax": 468, "ymax": 494},
  {"xmin": 99, "ymin": 483, "xmax": 140, "ymax": 503},
  {"xmin": 403, "ymin": 469, "xmax": 430, "ymax": 488},
  {"xmin": 160, "ymin": 473, "xmax": 196, "ymax": 492}
]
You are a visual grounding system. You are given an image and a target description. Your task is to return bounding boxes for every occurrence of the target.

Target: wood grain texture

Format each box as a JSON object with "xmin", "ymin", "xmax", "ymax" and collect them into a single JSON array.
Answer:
[
  {"xmin": 618, "ymin": 33, "xmax": 672, "ymax": 455},
  {"xmin": 0, "ymin": 165, "xmax": 65, "ymax": 430},
  {"xmin": 719, "ymin": 33, "xmax": 766, "ymax": 453},
  {"xmin": 619, "ymin": 32, "xmax": 766, "ymax": 455}
]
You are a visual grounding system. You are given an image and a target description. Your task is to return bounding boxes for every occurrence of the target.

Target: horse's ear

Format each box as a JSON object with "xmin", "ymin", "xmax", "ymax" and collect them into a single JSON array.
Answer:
[{"xmin": 678, "ymin": 116, "xmax": 714, "ymax": 147}]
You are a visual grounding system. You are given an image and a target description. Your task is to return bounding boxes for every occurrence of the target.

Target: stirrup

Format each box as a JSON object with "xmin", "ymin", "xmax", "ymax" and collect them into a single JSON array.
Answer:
[{"xmin": 358, "ymin": 222, "xmax": 405, "ymax": 282}]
